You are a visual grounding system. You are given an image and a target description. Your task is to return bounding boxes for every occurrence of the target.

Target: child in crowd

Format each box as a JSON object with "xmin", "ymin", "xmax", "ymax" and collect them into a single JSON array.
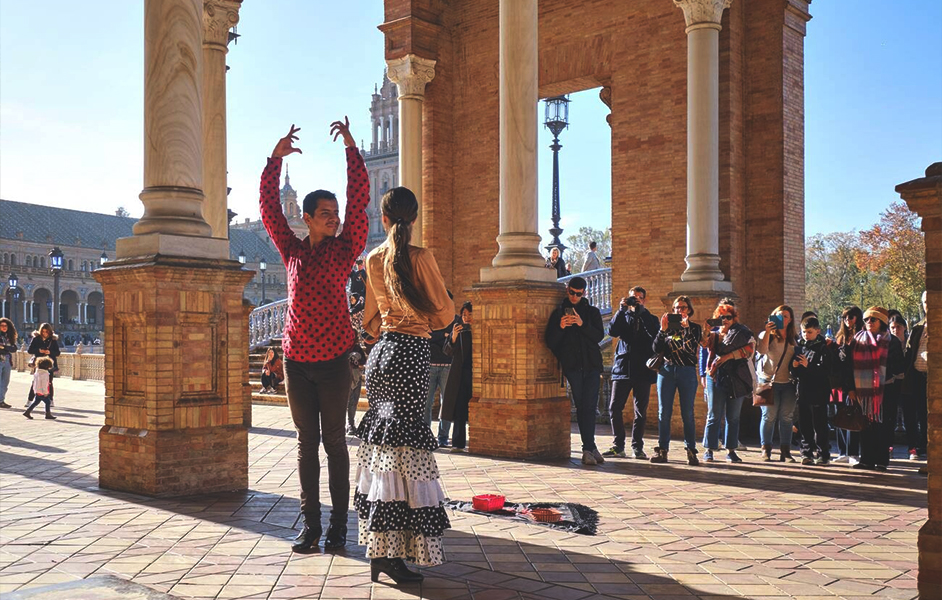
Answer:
[
  {"xmin": 791, "ymin": 317, "xmax": 831, "ymax": 465},
  {"xmin": 24, "ymin": 356, "xmax": 56, "ymax": 420}
]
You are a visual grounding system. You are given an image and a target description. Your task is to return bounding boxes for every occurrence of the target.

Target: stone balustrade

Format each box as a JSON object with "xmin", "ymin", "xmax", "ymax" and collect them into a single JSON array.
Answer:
[
  {"xmin": 13, "ymin": 346, "xmax": 105, "ymax": 382},
  {"xmin": 248, "ymin": 299, "xmax": 287, "ymax": 349},
  {"xmin": 558, "ymin": 267, "xmax": 613, "ymax": 315}
]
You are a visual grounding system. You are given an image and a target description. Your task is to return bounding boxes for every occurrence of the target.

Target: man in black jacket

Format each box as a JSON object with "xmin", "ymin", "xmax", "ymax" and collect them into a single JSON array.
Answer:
[
  {"xmin": 603, "ymin": 286, "xmax": 660, "ymax": 459},
  {"xmin": 545, "ymin": 277, "xmax": 605, "ymax": 466},
  {"xmin": 903, "ymin": 291, "xmax": 928, "ymax": 460}
]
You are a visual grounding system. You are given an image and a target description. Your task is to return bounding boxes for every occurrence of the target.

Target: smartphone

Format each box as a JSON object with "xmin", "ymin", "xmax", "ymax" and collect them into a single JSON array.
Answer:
[
  {"xmin": 768, "ymin": 314, "xmax": 784, "ymax": 331},
  {"xmin": 564, "ymin": 307, "xmax": 575, "ymax": 317},
  {"xmin": 706, "ymin": 318, "xmax": 723, "ymax": 328},
  {"xmin": 667, "ymin": 314, "xmax": 683, "ymax": 331}
]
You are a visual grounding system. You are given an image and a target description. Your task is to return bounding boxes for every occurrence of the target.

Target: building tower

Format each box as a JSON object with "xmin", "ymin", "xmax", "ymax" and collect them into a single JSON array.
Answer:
[
  {"xmin": 280, "ymin": 165, "xmax": 307, "ymax": 238},
  {"xmin": 363, "ymin": 71, "xmax": 399, "ymax": 253}
]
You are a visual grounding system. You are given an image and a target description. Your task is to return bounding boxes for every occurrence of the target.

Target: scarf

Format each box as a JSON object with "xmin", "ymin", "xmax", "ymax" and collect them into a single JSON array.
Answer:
[{"xmin": 852, "ymin": 329, "xmax": 889, "ymax": 421}]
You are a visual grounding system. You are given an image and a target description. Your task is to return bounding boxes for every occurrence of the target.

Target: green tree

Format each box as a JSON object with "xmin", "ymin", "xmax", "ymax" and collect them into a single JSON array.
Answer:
[
  {"xmin": 563, "ymin": 227, "xmax": 611, "ymax": 274},
  {"xmin": 856, "ymin": 202, "xmax": 925, "ymax": 321},
  {"xmin": 805, "ymin": 231, "xmax": 863, "ymax": 331}
]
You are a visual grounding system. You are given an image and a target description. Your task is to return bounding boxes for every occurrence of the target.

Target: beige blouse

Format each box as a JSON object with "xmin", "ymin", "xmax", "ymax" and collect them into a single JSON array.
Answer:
[{"xmin": 363, "ymin": 244, "xmax": 455, "ymax": 339}]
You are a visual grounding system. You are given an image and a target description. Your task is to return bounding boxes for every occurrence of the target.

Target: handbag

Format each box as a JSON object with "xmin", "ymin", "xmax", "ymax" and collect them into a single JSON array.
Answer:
[
  {"xmin": 646, "ymin": 352, "xmax": 666, "ymax": 372},
  {"xmin": 752, "ymin": 346, "xmax": 788, "ymax": 407},
  {"xmin": 834, "ymin": 400, "xmax": 868, "ymax": 431}
]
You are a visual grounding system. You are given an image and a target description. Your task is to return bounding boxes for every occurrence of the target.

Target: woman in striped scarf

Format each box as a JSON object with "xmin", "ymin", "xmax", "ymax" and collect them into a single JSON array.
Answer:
[{"xmin": 841, "ymin": 306, "xmax": 905, "ymax": 471}]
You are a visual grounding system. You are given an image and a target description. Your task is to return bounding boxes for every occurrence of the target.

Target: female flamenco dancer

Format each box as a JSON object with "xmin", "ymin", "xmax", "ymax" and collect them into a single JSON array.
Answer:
[{"xmin": 357, "ymin": 185, "xmax": 455, "ymax": 584}]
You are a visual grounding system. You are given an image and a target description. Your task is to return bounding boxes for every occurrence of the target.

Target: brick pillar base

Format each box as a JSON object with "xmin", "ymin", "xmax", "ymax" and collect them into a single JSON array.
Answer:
[
  {"xmin": 94, "ymin": 255, "xmax": 253, "ymax": 497},
  {"xmin": 468, "ymin": 282, "xmax": 570, "ymax": 459}
]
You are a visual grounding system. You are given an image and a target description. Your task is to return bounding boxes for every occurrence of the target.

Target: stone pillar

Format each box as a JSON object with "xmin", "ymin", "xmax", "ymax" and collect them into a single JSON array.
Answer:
[
  {"xmin": 672, "ymin": 0, "xmax": 733, "ymax": 294},
  {"xmin": 93, "ymin": 0, "xmax": 252, "ymax": 497},
  {"xmin": 896, "ymin": 162, "xmax": 942, "ymax": 597},
  {"xmin": 117, "ymin": 0, "xmax": 227, "ymax": 260},
  {"xmin": 468, "ymin": 0, "xmax": 567, "ymax": 460},
  {"xmin": 202, "ymin": 0, "xmax": 241, "ymax": 241},
  {"xmin": 386, "ymin": 54, "xmax": 435, "ymax": 246}
]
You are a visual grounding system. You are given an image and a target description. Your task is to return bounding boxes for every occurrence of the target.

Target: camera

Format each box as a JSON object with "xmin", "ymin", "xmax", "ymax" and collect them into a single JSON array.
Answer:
[
  {"xmin": 667, "ymin": 313, "xmax": 683, "ymax": 332},
  {"xmin": 623, "ymin": 295, "xmax": 639, "ymax": 308},
  {"xmin": 706, "ymin": 318, "xmax": 723, "ymax": 328}
]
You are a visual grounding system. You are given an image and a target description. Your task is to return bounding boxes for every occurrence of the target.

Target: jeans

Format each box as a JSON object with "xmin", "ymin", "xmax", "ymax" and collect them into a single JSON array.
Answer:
[
  {"xmin": 703, "ymin": 376, "xmax": 745, "ymax": 452},
  {"xmin": 0, "ymin": 359, "xmax": 11, "ymax": 403},
  {"xmin": 347, "ymin": 365, "xmax": 363, "ymax": 429},
  {"xmin": 566, "ymin": 368, "xmax": 602, "ymax": 452},
  {"xmin": 799, "ymin": 402, "xmax": 830, "ymax": 459},
  {"xmin": 609, "ymin": 378, "xmax": 652, "ymax": 451},
  {"xmin": 261, "ymin": 372, "xmax": 283, "ymax": 390},
  {"xmin": 656, "ymin": 364, "xmax": 699, "ymax": 450},
  {"xmin": 904, "ymin": 370, "xmax": 928, "ymax": 454},
  {"xmin": 284, "ymin": 354, "xmax": 352, "ymax": 527},
  {"xmin": 426, "ymin": 365, "xmax": 451, "ymax": 426},
  {"xmin": 759, "ymin": 382, "xmax": 797, "ymax": 447},
  {"xmin": 438, "ymin": 419, "xmax": 452, "ymax": 445}
]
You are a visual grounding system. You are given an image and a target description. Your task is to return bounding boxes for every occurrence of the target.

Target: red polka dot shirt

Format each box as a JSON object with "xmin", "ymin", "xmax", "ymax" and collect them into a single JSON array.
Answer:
[{"xmin": 259, "ymin": 147, "xmax": 370, "ymax": 363}]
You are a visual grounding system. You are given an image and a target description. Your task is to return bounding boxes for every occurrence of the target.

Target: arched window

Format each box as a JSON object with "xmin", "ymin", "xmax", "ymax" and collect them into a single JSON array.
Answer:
[
  {"xmin": 10, "ymin": 255, "xmax": 15, "ymax": 266},
  {"xmin": 40, "ymin": 257, "xmax": 45, "ymax": 268},
  {"xmin": 1, "ymin": 253, "xmax": 6, "ymax": 264},
  {"xmin": 82, "ymin": 261, "xmax": 88, "ymax": 272},
  {"xmin": 68, "ymin": 259, "xmax": 74, "ymax": 271},
  {"xmin": 26, "ymin": 256, "xmax": 32, "ymax": 267}
]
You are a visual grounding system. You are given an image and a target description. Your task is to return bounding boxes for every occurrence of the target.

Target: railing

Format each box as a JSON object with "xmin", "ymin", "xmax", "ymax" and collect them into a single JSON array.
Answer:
[
  {"xmin": 249, "ymin": 299, "xmax": 288, "ymax": 349},
  {"xmin": 559, "ymin": 267, "xmax": 613, "ymax": 315},
  {"xmin": 13, "ymin": 346, "xmax": 105, "ymax": 382}
]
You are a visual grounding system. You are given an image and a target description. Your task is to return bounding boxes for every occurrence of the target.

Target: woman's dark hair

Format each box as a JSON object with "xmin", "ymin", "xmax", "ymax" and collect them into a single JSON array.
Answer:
[
  {"xmin": 672, "ymin": 295, "xmax": 694, "ymax": 318},
  {"xmin": 38, "ymin": 323, "xmax": 54, "ymax": 338},
  {"xmin": 837, "ymin": 306, "xmax": 863, "ymax": 344},
  {"xmin": 460, "ymin": 301, "xmax": 473, "ymax": 315},
  {"xmin": 381, "ymin": 187, "xmax": 435, "ymax": 315},
  {"xmin": 772, "ymin": 305, "xmax": 796, "ymax": 346},
  {"xmin": 0, "ymin": 317, "xmax": 17, "ymax": 345}
]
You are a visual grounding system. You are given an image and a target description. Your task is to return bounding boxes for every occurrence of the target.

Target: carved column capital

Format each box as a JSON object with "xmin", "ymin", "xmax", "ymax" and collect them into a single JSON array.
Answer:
[
  {"xmin": 673, "ymin": 0, "xmax": 731, "ymax": 29},
  {"xmin": 386, "ymin": 55, "xmax": 436, "ymax": 100},
  {"xmin": 203, "ymin": 0, "xmax": 241, "ymax": 49}
]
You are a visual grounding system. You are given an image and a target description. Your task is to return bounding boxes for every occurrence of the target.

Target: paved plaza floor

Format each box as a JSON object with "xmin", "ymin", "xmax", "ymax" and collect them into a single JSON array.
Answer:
[{"xmin": 0, "ymin": 373, "xmax": 927, "ymax": 599}]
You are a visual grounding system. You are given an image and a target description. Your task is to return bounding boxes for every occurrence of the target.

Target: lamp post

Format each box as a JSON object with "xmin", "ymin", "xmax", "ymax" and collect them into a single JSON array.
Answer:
[
  {"xmin": 49, "ymin": 247, "xmax": 63, "ymax": 326},
  {"xmin": 238, "ymin": 249, "xmax": 246, "ymax": 265},
  {"xmin": 7, "ymin": 272, "xmax": 18, "ymax": 328},
  {"xmin": 259, "ymin": 257, "xmax": 267, "ymax": 304},
  {"xmin": 543, "ymin": 95, "xmax": 570, "ymax": 258},
  {"xmin": 100, "ymin": 251, "xmax": 108, "ymax": 267}
]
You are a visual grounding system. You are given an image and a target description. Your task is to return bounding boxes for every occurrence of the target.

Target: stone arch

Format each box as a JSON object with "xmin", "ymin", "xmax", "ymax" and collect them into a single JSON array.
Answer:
[
  {"xmin": 39, "ymin": 256, "xmax": 45, "ymax": 268},
  {"xmin": 60, "ymin": 289, "xmax": 80, "ymax": 325},
  {"xmin": 10, "ymin": 254, "xmax": 16, "ymax": 266},
  {"xmin": 68, "ymin": 259, "xmax": 74, "ymax": 271},
  {"xmin": 26, "ymin": 256, "xmax": 32, "ymax": 267},
  {"xmin": 87, "ymin": 290, "xmax": 104, "ymax": 326},
  {"xmin": 33, "ymin": 287, "xmax": 52, "ymax": 325}
]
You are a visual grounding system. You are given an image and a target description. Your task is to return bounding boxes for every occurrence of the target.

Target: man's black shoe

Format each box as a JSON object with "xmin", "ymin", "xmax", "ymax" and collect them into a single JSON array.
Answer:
[
  {"xmin": 291, "ymin": 524, "xmax": 322, "ymax": 554},
  {"xmin": 323, "ymin": 524, "xmax": 347, "ymax": 550}
]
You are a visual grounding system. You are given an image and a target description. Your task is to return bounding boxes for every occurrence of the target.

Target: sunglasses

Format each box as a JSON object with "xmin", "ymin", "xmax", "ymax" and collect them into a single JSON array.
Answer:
[
  {"xmin": 673, "ymin": 305, "xmax": 689, "ymax": 310},
  {"xmin": 864, "ymin": 317, "xmax": 880, "ymax": 324},
  {"xmin": 567, "ymin": 289, "xmax": 584, "ymax": 298},
  {"xmin": 720, "ymin": 315, "xmax": 734, "ymax": 321}
]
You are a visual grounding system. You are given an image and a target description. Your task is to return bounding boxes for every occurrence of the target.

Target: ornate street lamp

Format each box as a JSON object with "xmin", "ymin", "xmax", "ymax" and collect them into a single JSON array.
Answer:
[
  {"xmin": 100, "ymin": 250, "xmax": 108, "ymax": 266},
  {"xmin": 259, "ymin": 257, "xmax": 267, "ymax": 304},
  {"xmin": 7, "ymin": 272, "xmax": 18, "ymax": 327},
  {"xmin": 49, "ymin": 247, "xmax": 64, "ymax": 325},
  {"xmin": 543, "ymin": 95, "xmax": 570, "ymax": 258},
  {"xmin": 238, "ymin": 249, "xmax": 246, "ymax": 265}
]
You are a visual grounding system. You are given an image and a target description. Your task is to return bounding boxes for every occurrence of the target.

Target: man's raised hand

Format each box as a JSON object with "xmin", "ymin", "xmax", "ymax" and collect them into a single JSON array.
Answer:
[
  {"xmin": 330, "ymin": 117, "xmax": 356, "ymax": 148},
  {"xmin": 271, "ymin": 125, "xmax": 302, "ymax": 159}
]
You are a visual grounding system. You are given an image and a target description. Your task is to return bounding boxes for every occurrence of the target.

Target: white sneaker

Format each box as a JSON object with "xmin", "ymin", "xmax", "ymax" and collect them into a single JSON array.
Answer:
[
  {"xmin": 848, "ymin": 456, "xmax": 859, "ymax": 466},
  {"xmin": 833, "ymin": 455, "xmax": 849, "ymax": 463},
  {"xmin": 581, "ymin": 450, "xmax": 597, "ymax": 466}
]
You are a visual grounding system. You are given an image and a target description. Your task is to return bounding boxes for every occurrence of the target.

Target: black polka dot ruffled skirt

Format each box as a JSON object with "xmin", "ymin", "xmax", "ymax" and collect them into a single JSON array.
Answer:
[{"xmin": 354, "ymin": 331, "xmax": 449, "ymax": 566}]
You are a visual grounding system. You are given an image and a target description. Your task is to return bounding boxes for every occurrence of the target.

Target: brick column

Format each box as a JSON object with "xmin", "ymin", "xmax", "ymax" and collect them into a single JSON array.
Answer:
[
  {"xmin": 896, "ymin": 162, "xmax": 942, "ymax": 597},
  {"xmin": 241, "ymin": 299, "xmax": 254, "ymax": 428},
  {"xmin": 672, "ymin": 0, "xmax": 734, "ymax": 294},
  {"xmin": 202, "ymin": 0, "xmax": 241, "ymax": 241},
  {"xmin": 386, "ymin": 54, "xmax": 435, "ymax": 246}
]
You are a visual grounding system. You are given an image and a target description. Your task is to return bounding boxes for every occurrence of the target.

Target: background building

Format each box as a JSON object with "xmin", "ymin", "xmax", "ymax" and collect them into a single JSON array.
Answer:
[
  {"xmin": 362, "ymin": 71, "xmax": 400, "ymax": 253},
  {"xmin": 0, "ymin": 199, "xmax": 286, "ymax": 344}
]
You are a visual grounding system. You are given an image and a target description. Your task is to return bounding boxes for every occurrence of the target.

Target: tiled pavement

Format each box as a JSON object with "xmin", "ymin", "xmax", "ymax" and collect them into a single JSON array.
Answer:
[{"xmin": 0, "ymin": 373, "xmax": 926, "ymax": 599}]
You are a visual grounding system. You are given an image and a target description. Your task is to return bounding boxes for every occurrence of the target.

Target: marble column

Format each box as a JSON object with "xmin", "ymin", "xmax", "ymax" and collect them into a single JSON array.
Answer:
[
  {"xmin": 386, "ymin": 54, "xmax": 435, "ymax": 246},
  {"xmin": 672, "ymin": 0, "xmax": 733, "ymax": 293},
  {"xmin": 118, "ymin": 0, "xmax": 227, "ymax": 260},
  {"xmin": 896, "ymin": 162, "xmax": 942, "ymax": 596},
  {"xmin": 202, "ymin": 0, "xmax": 241, "ymax": 241},
  {"xmin": 480, "ymin": 0, "xmax": 557, "ymax": 284}
]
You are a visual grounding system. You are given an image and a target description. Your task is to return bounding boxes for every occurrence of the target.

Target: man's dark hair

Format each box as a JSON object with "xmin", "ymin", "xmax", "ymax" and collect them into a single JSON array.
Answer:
[
  {"xmin": 589, "ymin": 241, "xmax": 597, "ymax": 250},
  {"xmin": 460, "ymin": 301, "xmax": 473, "ymax": 314},
  {"xmin": 628, "ymin": 285, "xmax": 646, "ymax": 298},
  {"xmin": 569, "ymin": 276, "xmax": 587, "ymax": 290},
  {"xmin": 801, "ymin": 316, "xmax": 820, "ymax": 330},
  {"xmin": 302, "ymin": 190, "xmax": 338, "ymax": 216}
]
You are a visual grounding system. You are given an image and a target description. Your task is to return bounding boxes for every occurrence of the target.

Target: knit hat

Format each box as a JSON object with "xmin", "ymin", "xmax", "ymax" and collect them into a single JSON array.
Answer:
[{"xmin": 863, "ymin": 306, "xmax": 889, "ymax": 325}]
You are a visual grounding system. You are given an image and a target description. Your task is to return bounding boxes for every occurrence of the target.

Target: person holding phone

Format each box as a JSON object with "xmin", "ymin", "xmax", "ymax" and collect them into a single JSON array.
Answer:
[
  {"xmin": 441, "ymin": 302, "xmax": 474, "ymax": 452},
  {"xmin": 650, "ymin": 296, "xmax": 702, "ymax": 465},
  {"xmin": 545, "ymin": 276, "xmax": 605, "ymax": 466},
  {"xmin": 755, "ymin": 305, "xmax": 799, "ymax": 462},
  {"xmin": 700, "ymin": 304, "xmax": 754, "ymax": 463}
]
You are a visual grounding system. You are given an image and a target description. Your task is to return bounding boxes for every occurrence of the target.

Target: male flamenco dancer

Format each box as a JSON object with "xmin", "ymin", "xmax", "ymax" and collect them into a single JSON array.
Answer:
[{"xmin": 259, "ymin": 119, "xmax": 369, "ymax": 552}]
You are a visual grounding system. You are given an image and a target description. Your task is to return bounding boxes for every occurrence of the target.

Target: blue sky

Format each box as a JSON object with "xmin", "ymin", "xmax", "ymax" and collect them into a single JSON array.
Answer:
[{"xmin": 1, "ymin": 1, "xmax": 939, "ymax": 241}]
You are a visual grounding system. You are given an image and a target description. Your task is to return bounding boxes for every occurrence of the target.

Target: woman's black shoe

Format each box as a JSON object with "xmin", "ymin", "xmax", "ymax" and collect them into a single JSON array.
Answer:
[
  {"xmin": 291, "ymin": 524, "xmax": 322, "ymax": 554},
  {"xmin": 323, "ymin": 524, "xmax": 347, "ymax": 550},
  {"xmin": 370, "ymin": 557, "xmax": 424, "ymax": 584}
]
